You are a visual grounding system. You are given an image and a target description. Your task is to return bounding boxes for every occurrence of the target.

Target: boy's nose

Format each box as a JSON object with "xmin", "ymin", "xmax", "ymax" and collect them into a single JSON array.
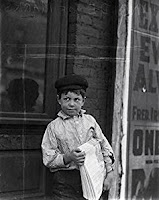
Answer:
[{"xmin": 69, "ymin": 100, "xmax": 75, "ymax": 106}]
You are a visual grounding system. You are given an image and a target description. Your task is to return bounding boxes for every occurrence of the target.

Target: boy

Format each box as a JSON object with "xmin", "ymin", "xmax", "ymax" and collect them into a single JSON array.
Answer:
[{"xmin": 41, "ymin": 74, "xmax": 115, "ymax": 200}]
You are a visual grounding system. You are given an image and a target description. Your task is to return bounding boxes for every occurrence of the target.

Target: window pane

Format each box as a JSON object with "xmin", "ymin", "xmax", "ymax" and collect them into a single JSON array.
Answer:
[{"xmin": 0, "ymin": 0, "xmax": 48, "ymax": 113}]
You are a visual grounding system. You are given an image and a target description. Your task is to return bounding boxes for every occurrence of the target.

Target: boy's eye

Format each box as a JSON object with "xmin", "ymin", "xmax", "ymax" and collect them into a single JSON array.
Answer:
[
  {"xmin": 75, "ymin": 98, "xmax": 80, "ymax": 102},
  {"xmin": 64, "ymin": 97, "xmax": 70, "ymax": 101}
]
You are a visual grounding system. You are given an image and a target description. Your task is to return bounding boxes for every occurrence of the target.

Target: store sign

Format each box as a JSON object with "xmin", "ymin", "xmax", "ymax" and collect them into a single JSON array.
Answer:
[{"xmin": 127, "ymin": 0, "xmax": 159, "ymax": 199}]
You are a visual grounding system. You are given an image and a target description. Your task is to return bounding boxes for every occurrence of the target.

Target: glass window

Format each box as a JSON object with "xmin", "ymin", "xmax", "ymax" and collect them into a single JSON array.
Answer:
[{"xmin": 0, "ymin": 0, "xmax": 48, "ymax": 113}]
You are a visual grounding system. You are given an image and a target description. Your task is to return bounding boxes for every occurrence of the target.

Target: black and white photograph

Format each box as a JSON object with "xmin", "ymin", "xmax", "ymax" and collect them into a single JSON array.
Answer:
[{"xmin": 0, "ymin": 0, "xmax": 159, "ymax": 200}]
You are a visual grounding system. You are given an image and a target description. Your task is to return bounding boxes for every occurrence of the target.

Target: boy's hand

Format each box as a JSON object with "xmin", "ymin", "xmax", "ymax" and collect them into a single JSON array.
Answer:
[
  {"xmin": 63, "ymin": 149, "xmax": 85, "ymax": 166},
  {"xmin": 103, "ymin": 170, "xmax": 114, "ymax": 191}
]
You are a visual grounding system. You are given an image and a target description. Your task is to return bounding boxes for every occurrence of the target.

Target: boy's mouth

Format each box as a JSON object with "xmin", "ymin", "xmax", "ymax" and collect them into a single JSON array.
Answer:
[{"xmin": 67, "ymin": 109, "xmax": 77, "ymax": 113}]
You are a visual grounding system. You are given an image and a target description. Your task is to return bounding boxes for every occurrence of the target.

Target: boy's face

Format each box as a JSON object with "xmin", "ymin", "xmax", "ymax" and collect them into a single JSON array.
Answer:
[{"xmin": 57, "ymin": 91, "xmax": 85, "ymax": 117}]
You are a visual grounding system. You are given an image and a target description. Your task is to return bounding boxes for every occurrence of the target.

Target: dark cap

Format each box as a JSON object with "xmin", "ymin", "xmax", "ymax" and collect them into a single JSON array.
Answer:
[{"xmin": 55, "ymin": 74, "xmax": 88, "ymax": 92}]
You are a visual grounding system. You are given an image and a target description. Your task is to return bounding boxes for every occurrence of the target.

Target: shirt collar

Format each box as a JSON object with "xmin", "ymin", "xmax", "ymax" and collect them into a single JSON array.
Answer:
[{"xmin": 57, "ymin": 109, "xmax": 86, "ymax": 120}]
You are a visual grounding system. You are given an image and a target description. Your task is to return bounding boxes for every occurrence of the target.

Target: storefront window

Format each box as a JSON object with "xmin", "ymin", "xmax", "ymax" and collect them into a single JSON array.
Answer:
[{"xmin": 0, "ymin": 0, "xmax": 48, "ymax": 113}]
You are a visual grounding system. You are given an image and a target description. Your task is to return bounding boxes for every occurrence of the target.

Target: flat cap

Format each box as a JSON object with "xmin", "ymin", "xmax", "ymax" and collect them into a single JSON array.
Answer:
[{"xmin": 55, "ymin": 74, "xmax": 88, "ymax": 91}]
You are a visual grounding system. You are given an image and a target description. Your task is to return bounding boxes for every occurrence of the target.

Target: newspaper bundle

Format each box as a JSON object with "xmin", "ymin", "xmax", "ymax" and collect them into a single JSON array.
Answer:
[{"xmin": 78, "ymin": 138, "xmax": 106, "ymax": 200}]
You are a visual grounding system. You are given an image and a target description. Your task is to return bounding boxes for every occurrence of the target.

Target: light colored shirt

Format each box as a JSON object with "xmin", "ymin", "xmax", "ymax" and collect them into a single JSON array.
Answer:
[{"xmin": 41, "ymin": 109, "xmax": 115, "ymax": 173}]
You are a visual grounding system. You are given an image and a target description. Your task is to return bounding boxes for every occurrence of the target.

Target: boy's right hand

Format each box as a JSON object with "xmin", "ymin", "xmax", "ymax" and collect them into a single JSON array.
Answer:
[{"xmin": 63, "ymin": 149, "xmax": 85, "ymax": 166}]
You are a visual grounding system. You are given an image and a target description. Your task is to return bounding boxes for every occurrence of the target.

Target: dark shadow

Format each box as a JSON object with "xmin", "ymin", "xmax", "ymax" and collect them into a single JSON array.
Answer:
[{"xmin": 7, "ymin": 78, "xmax": 39, "ymax": 112}]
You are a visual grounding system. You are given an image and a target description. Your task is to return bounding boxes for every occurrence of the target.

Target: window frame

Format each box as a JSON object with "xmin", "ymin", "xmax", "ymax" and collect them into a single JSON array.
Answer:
[{"xmin": 0, "ymin": 0, "xmax": 69, "ymax": 125}]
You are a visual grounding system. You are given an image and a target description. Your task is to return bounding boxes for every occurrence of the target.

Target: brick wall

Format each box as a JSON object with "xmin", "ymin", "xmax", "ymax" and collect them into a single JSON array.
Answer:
[{"xmin": 67, "ymin": 0, "xmax": 117, "ymax": 140}]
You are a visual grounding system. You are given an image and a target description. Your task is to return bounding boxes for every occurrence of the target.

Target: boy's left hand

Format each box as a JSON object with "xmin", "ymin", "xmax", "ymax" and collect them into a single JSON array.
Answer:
[{"xmin": 103, "ymin": 170, "xmax": 114, "ymax": 191}]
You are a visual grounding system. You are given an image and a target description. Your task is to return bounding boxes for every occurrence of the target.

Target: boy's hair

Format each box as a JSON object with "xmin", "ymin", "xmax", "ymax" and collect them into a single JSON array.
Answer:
[{"xmin": 57, "ymin": 88, "xmax": 86, "ymax": 99}]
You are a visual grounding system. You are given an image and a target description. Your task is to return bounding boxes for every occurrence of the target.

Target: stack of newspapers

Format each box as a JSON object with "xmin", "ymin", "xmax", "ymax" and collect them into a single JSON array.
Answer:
[{"xmin": 78, "ymin": 138, "xmax": 106, "ymax": 200}]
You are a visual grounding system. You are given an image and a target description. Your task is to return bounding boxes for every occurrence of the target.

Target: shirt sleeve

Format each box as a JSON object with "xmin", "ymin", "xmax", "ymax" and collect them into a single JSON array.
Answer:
[
  {"xmin": 93, "ymin": 118, "xmax": 115, "ymax": 173},
  {"xmin": 41, "ymin": 122, "xmax": 69, "ymax": 170}
]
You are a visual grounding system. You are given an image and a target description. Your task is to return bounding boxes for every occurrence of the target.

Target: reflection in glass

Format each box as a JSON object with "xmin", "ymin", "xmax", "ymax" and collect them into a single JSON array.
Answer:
[
  {"xmin": 7, "ymin": 78, "xmax": 39, "ymax": 112},
  {"xmin": 0, "ymin": 0, "xmax": 48, "ymax": 113}
]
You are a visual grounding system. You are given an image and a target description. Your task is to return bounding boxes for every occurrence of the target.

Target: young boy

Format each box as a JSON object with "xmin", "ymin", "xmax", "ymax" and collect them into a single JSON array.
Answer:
[{"xmin": 41, "ymin": 74, "xmax": 115, "ymax": 200}]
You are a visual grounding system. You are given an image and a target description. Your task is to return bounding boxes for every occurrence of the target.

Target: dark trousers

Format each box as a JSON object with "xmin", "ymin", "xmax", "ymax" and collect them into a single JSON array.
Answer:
[
  {"xmin": 51, "ymin": 169, "xmax": 86, "ymax": 200},
  {"xmin": 50, "ymin": 169, "xmax": 109, "ymax": 200}
]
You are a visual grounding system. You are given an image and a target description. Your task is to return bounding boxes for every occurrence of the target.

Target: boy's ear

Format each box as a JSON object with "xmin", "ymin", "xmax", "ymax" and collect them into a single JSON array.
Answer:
[
  {"xmin": 57, "ymin": 95, "xmax": 61, "ymax": 104},
  {"xmin": 82, "ymin": 97, "xmax": 86, "ymax": 105}
]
